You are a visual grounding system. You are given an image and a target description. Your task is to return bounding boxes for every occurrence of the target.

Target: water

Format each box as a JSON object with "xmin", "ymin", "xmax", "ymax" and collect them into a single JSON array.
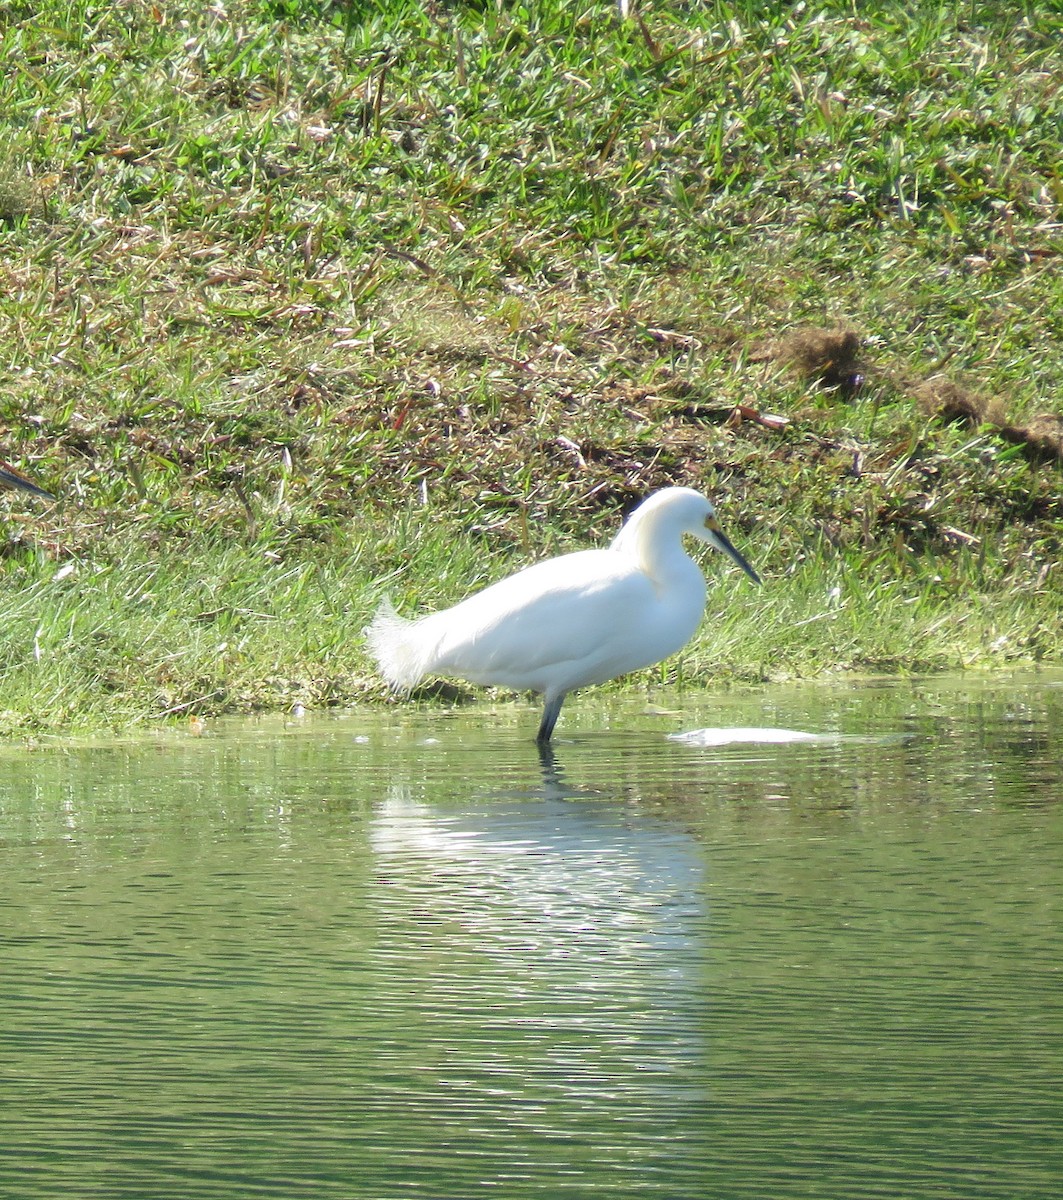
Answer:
[{"xmin": 1, "ymin": 673, "xmax": 1061, "ymax": 1199}]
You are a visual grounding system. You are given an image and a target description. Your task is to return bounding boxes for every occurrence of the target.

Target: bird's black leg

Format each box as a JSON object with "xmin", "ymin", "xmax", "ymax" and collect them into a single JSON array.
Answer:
[{"xmin": 537, "ymin": 693, "xmax": 565, "ymax": 744}]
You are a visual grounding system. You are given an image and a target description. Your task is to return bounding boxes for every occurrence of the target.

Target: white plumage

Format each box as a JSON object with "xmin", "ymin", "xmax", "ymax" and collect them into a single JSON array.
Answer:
[{"xmin": 365, "ymin": 486, "xmax": 759, "ymax": 742}]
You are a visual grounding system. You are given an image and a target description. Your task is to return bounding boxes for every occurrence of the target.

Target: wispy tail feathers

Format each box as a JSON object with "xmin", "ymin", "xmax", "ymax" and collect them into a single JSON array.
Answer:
[{"xmin": 364, "ymin": 598, "xmax": 431, "ymax": 691}]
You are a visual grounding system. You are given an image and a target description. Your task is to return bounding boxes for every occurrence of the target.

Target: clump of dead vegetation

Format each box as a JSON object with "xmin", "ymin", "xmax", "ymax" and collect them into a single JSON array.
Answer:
[
  {"xmin": 914, "ymin": 377, "xmax": 1063, "ymax": 463},
  {"xmin": 754, "ymin": 324, "xmax": 1063, "ymax": 465},
  {"xmin": 754, "ymin": 327, "xmax": 866, "ymax": 397}
]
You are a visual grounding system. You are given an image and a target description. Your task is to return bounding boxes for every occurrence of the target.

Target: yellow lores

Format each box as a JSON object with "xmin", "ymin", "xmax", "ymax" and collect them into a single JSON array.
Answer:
[{"xmin": 366, "ymin": 487, "xmax": 760, "ymax": 744}]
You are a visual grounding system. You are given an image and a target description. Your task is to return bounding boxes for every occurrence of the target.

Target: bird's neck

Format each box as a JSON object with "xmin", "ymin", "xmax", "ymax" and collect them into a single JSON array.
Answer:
[{"xmin": 616, "ymin": 516, "xmax": 701, "ymax": 589}]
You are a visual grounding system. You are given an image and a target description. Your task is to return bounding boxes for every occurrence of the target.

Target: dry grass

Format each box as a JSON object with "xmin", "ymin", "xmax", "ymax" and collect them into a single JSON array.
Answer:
[
  {"xmin": 755, "ymin": 328, "xmax": 866, "ymax": 397},
  {"xmin": 916, "ymin": 377, "xmax": 1063, "ymax": 463}
]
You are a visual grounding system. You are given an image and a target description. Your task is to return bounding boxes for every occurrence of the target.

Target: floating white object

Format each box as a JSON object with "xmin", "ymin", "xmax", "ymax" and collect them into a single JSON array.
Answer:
[
  {"xmin": 365, "ymin": 487, "xmax": 759, "ymax": 743},
  {"xmin": 668, "ymin": 727, "xmax": 837, "ymax": 746}
]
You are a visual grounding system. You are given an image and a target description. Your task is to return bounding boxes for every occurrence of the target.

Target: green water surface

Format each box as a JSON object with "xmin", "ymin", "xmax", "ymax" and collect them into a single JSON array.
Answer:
[{"xmin": 1, "ymin": 674, "xmax": 1061, "ymax": 1199}]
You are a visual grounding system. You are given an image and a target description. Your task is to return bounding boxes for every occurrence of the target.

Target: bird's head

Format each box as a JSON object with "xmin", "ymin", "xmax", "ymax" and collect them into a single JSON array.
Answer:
[{"xmin": 616, "ymin": 486, "xmax": 761, "ymax": 584}]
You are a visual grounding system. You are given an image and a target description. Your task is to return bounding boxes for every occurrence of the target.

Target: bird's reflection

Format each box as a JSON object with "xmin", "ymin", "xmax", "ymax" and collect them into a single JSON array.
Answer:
[{"xmin": 471, "ymin": 740, "xmax": 603, "ymax": 802}]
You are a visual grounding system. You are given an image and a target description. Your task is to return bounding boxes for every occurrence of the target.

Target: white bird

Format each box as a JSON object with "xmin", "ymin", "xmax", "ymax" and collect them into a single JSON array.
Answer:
[{"xmin": 365, "ymin": 486, "xmax": 760, "ymax": 743}]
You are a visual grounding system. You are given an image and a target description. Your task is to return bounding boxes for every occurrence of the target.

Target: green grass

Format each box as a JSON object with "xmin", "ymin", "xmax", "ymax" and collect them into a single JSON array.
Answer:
[{"xmin": 1, "ymin": 0, "xmax": 1061, "ymax": 734}]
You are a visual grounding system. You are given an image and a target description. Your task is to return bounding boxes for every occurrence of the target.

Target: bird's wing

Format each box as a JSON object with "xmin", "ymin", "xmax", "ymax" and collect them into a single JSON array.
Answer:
[{"xmin": 426, "ymin": 549, "xmax": 656, "ymax": 688}]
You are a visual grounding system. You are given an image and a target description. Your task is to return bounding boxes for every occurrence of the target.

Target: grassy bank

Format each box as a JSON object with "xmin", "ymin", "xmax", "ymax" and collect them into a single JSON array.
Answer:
[{"xmin": 1, "ymin": 0, "xmax": 1061, "ymax": 733}]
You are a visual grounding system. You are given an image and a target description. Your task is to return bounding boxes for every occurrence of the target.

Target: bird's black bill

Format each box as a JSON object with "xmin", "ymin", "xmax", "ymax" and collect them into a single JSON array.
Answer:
[
  {"xmin": 711, "ymin": 528, "xmax": 761, "ymax": 584},
  {"xmin": 0, "ymin": 463, "xmax": 54, "ymax": 500}
]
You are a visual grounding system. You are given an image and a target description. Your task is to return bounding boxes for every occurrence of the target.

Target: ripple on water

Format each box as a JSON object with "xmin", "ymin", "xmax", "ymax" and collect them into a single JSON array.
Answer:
[{"xmin": 0, "ymin": 674, "xmax": 1061, "ymax": 1198}]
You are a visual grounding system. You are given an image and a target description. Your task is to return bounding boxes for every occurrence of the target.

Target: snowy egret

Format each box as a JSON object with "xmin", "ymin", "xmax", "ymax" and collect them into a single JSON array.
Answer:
[
  {"xmin": 365, "ymin": 486, "xmax": 760, "ymax": 743},
  {"xmin": 0, "ymin": 457, "xmax": 53, "ymax": 500}
]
